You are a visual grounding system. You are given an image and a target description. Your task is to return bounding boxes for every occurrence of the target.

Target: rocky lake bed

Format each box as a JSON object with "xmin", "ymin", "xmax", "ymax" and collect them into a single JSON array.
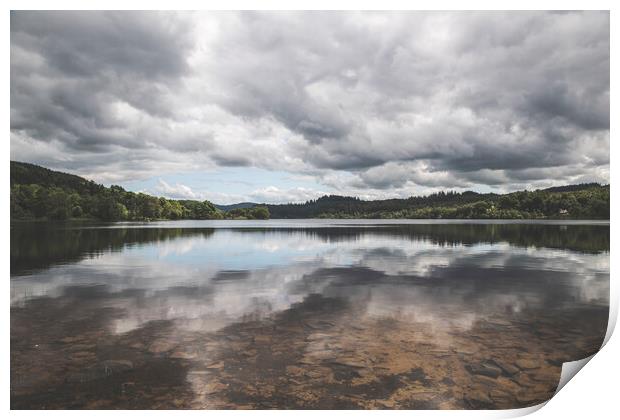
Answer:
[{"xmin": 10, "ymin": 221, "xmax": 610, "ymax": 409}]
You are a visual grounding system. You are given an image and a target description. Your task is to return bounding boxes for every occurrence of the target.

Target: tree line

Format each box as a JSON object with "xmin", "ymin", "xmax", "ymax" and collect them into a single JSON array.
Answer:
[
  {"xmin": 10, "ymin": 161, "xmax": 269, "ymax": 221},
  {"xmin": 265, "ymin": 185, "xmax": 609, "ymax": 219},
  {"xmin": 10, "ymin": 161, "xmax": 609, "ymax": 221}
]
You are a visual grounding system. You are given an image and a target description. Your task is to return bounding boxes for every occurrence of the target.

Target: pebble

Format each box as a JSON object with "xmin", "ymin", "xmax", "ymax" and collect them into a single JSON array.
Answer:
[
  {"xmin": 493, "ymin": 360, "xmax": 520, "ymax": 376},
  {"xmin": 515, "ymin": 359, "xmax": 539, "ymax": 370},
  {"xmin": 465, "ymin": 363, "xmax": 502, "ymax": 378},
  {"xmin": 465, "ymin": 390, "xmax": 493, "ymax": 406},
  {"xmin": 148, "ymin": 340, "xmax": 175, "ymax": 354},
  {"xmin": 206, "ymin": 361, "xmax": 224, "ymax": 369}
]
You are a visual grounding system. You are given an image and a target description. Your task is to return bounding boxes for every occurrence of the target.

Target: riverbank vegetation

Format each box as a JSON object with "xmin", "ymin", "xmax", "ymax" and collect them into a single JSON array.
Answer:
[
  {"xmin": 11, "ymin": 161, "xmax": 609, "ymax": 221},
  {"xmin": 270, "ymin": 186, "xmax": 609, "ymax": 219},
  {"xmin": 10, "ymin": 162, "xmax": 269, "ymax": 221}
]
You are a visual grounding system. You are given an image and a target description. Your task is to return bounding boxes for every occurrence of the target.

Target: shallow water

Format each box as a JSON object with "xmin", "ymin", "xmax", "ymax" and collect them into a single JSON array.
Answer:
[{"xmin": 10, "ymin": 220, "xmax": 609, "ymax": 409}]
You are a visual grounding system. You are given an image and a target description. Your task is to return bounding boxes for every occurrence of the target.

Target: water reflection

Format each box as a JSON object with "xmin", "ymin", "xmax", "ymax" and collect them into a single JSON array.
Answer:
[
  {"xmin": 11, "ymin": 222, "xmax": 609, "ymax": 276},
  {"xmin": 11, "ymin": 221, "xmax": 609, "ymax": 409}
]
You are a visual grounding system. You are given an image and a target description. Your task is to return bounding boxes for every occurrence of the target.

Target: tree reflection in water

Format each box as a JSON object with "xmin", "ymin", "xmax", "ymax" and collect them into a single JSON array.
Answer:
[{"xmin": 10, "ymin": 221, "xmax": 609, "ymax": 409}]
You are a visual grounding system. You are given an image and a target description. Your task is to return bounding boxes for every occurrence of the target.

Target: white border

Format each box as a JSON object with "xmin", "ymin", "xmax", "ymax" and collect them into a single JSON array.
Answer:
[{"xmin": 3, "ymin": 2, "xmax": 616, "ymax": 420}]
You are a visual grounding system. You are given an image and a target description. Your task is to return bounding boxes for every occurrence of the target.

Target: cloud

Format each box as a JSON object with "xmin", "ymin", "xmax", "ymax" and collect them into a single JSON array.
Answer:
[
  {"xmin": 249, "ymin": 186, "xmax": 329, "ymax": 204},
  {"xmin": 156, "ymin": 179, "xmax": 200, "ymax": 200},
  {"xmin": 10, "ymin": 11, "xmax": 609, "ymax": 199}
]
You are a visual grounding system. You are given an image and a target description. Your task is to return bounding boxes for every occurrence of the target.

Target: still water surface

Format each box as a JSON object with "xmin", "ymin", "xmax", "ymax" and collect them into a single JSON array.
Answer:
[{"xmin": 11, "ymin": 220, "xmax": 609, "ymax": 409}]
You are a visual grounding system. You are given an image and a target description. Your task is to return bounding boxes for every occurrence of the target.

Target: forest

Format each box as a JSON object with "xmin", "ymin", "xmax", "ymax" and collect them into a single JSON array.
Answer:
[
  {"xmin": 10, "ymin": 161, "xmax": 269, "ymax": 221},
  {"xmin": 10, "ymin": 161, "xmax": 609, "ymax": 221},
  {"xmin": 266, "ymin": 185, "xmax": 609, "ymax": 219}
]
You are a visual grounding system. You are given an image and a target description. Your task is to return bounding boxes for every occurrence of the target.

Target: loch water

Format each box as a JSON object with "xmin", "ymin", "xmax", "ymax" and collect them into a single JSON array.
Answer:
[{"xmin": 10, "ymin": 220, "xmax": 610, "ymax": 409}]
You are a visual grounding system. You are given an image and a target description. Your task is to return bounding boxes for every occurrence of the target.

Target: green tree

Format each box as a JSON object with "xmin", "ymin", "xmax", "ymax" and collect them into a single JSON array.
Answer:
[{"xmin": 250, "ymin": 206, "xmax": 270, "ymax": 220}]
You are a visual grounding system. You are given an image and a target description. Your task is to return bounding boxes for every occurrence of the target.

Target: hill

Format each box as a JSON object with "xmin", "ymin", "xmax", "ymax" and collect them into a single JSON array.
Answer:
[
  {"xmin": 10, "ymin": 161, "xmax": 269, "ymax": 221},
  {"xmin": 265, "ymin": 191, "xmax": 491, "ymax": 218},
  {"xmin": 10, "ymin": 161, "xmax": 609, "ymax": 221},
  {"xmin": 214, "ymin": 202, "xmax": 259, "ymax": 211},
  {"xmin": 11, "ymin": 161, "xmax": 105, "ymax": 195},
  {"xmin": 264, "ymin": 184, "xmax": 608, "ymax": 219}
]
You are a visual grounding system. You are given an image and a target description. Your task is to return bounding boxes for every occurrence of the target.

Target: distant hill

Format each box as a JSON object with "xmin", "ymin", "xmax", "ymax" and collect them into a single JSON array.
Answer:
[
  {"xmin": 11, "ymin": 161, "xmax": 105, "ymax": 195},
  {"xmin": 265, "ymin": 182, "xmax": 608, "ymax": 219},
  {"xmin": 215, "ymin": 183, "xmax": 608, "ymax": 220},
  {"xmin": 10, "ymin": 161, "xmax": 268, "ymax": 221},
  {"xmin": 10, "ymin": 161, "xmax": 609, "ymax": 220},
  {"xmin": 214, "ymin": 202, "xmax": 259, "ymax": 211},
  {"xmin": 265, "ymin": 191, "xmax": 494, "ymax": 218},
  {"xmin": 542, "ymin": 183, "xmax": 603, "ymax": 193}
]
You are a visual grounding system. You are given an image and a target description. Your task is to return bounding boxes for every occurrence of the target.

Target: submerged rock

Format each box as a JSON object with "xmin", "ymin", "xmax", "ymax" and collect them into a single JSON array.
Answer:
[
  {"xmin": 515, "ymin": 358, "xmax": 539, "ymax": 370},
  {"xmin": 148, "ymin": 340, "xmax": 176, "ymax": 354},
  {"xmin": 206, "ymin": 361, "xmax": 224, "ymax": 369},
  {"xmin": 493, "ymin": 360, "xmax": 520, "ymax": 376},
  {"xmin": 465, "ymin": 363, "xmax": 502, "ymax": 378},
  {"xmin": 465, "ymin": 390, "xmax": 493, "ymax": 408}
]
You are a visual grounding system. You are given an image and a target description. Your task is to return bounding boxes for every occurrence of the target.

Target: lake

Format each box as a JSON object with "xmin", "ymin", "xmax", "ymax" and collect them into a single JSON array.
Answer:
[{"xmin": 10, "ymin": 220, "xmax": 610, "ymax": 409}]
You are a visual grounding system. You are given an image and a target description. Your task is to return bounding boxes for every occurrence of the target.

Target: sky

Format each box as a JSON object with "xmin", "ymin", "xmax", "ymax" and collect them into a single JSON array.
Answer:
[{"xmin": 10, "ymin": 11, "xmax": 610, "ymax": 204}]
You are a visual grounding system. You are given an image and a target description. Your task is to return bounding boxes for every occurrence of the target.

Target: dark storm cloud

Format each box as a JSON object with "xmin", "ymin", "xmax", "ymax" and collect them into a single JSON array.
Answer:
[
  {"xmin": 525, "ymin": 81, "xmax": 610, "ymax": 131},
  {"xmin": 210, "ymin": 152, "xmax": 253, "ymax": 167},
  {"xmin": 11, "ymin": 11, "xmax": 195, "ymax": 162},
  {"xmin": 10, "ymin": 11, "xmax": 609, "ymax": 196},
  {"xmin": 11, "ymin": 11, "xmax": 190, "ymax": 80}
]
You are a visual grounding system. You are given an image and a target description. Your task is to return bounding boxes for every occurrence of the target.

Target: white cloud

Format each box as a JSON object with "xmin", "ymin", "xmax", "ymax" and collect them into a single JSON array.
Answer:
[
  {"xmin": 249, "ymin": 186, "xmax": 329, "ymax": 204},
  {"xmin": 156, "ymin": 179, "xmax": 200, "ymax": 200}
]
